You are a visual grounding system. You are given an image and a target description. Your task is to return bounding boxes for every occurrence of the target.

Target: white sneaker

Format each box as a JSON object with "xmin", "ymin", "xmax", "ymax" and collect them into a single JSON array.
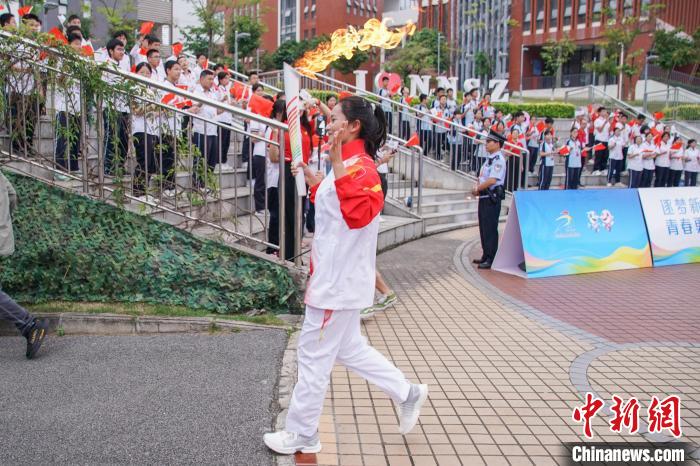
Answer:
[
  {"xmin": 54, "ymin": 172, "xmax": 70, "ymax": 182},
  {"xmin": 606, "ymin": 182, "xmax": 613, "ymax": 187},
  {"xmin": 398, "ymin": 384, "xmax": 429, "ymax": 435},
  {"xmin": 263, "ymin": 431, "xmax": 322, "ymax": 455},
  {"xmin": 615, "ymin": 182, "xmax": 626, "ymax": 187},
  {"xmin": 163, "ymin": 189, "xmax": 176, "ymax": 198}
]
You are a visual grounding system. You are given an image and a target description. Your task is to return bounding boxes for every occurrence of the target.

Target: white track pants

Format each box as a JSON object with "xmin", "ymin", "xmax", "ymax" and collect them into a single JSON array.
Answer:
[{"xmin": 285, "ymin": 305, "xmax": 411, "ymax": 437}]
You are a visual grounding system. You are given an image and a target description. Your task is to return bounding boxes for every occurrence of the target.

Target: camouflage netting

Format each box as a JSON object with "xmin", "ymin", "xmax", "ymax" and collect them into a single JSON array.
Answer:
[{"xmin": 0, "ymin": 172, "xmax": 301, "ymax": 313}]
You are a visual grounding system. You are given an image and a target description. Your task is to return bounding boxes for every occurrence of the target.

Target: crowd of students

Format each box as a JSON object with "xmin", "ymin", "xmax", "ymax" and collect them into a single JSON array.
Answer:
[{"xmin": 377, "ymin": 77, "xmax": 700, "ymax": 191}]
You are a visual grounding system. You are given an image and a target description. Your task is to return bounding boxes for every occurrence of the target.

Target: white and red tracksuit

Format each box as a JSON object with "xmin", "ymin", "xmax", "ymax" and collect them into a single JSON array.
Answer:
[{"xmin": 285, "ymin": 139, "xmax": 411, "ymax": 437}]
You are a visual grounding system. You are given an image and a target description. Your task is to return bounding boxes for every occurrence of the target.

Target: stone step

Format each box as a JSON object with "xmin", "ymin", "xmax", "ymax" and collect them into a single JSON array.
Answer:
[
  {"xmin": 414, "ymin": 188, "xmax": 471, "ymax": 204},
  {"xmin": 424, "ymin": 215, "xmax": 509, "ymax": 236},
  {"xmin": 422, "ymin": 203, "xmax": 508, "ymax": 228},
  {"xmin": 419, "ymin": 198, "xmax": 477, "ymax": 214}
]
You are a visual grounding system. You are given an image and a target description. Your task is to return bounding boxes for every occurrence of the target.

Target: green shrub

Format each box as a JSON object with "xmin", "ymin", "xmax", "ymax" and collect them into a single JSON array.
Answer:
[
  {"xmin": 0, "ymin": 172, "xmax": 301, "ymax": 314},
  {"xmin": 662, "ymin": 104, "xmax": 700, "ymax": 121},
  {"xmin": 494, "ymin": 102, "xmax": 575, "ymax": 118}
]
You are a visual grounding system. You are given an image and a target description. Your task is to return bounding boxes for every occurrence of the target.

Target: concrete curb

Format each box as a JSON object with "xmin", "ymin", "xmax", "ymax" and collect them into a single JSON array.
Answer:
[
  {"xmin": 0, "ymin": 312, "xmax": 292, "ymax": 337},
  {"xmin": 273, "ymin": 326, "xmax": 301, "ymax": 466}
]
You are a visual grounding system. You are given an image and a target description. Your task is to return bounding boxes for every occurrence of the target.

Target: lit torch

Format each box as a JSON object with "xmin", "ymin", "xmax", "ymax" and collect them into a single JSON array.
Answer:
[{"xmin": 294, "ymin": 18, "xmax": 416, "ymax": 77}]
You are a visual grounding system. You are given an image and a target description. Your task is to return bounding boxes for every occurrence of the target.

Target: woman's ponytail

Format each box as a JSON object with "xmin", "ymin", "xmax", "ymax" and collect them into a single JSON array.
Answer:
[{"xmin": 339, "ymin": 96, "xmax": 387, "ymax": 159}]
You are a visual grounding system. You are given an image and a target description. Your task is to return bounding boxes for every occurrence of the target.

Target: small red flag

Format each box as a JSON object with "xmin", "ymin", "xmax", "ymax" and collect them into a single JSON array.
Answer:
[
  {"xmin": 592, "ymin": 143, "xmax": 605, "ymax": 151},
  {"xmin": 140, "ymin": 21, "xmax": 155, "ymax": 36},
  {"xmin": 650, "ymin": 127, "xmax": 661, "ymax": 137},
  {"xmin": 558, "ymin": 146, "xmax": 571, "ymax": 156},
  {"xmin": 18, "ymin": 5, "xmax": 32, "ymax": 16},
  {"xmin": 131, "ymin": 65, "xmax": 136, "ymax": 72},
  {"xmin": 654, "ymin": 111, "xmax": 665, "ymax": 121},
  {"xmin": 390, "ymin": 82, "xmax": 401, "ymax": 94},
  {"xmin": 628, "ymin": 121, "xmax": 636, "ymax": 127},
  {"xmin": 248, "ymin": 93, "xmax": 273, "ymax": 117},
  {"xmin": 174, "ymin": 99, "xmax": 192, "ymax": 109},
  {"xmin": 175, "ymin": 84, "xmax": 188, "ymax": 90},
  {"xmin": 139, "ymin": 47, "xmax": 148, "ymax": 56},
  {"xmin": 231, "ymin": 81, "xmax": 250, "ymax": 100},
  {"xmin": 506, "ymin": 120, "xmax": 514, "ymax": 128},
  {"xmin": 671, "ymin": 142, "xmax": 683, "ymax": 150},
  {"xmin": 536, "ymin": 121, "xmax": 546, "ymax": 132},
  {"xmin": 338, "ymin": 91, "xmax": 353, "ymax": 100},
  {"xmin": 654, "ymin": 135, "xmax": 662, "ymax": 146},
  {"xmin": 48, "ymin": 27, "xmax": 67, "ymax": 44},
  {"xmin": 171, "ymin": 42, "xmax": 183, "ymax": 57},
  {"xmin": 587, "ymin": 104, "xmax": 593, "ymax": 116},
  {"xmin": 81, "ymin": 45, "xmax": 94, "ymax": 57},
  {"xmin": 406, "ymin": 133, "xmax": 420, "ymax": 147},
  {"xmin": 161, "ymin": 93, "xmax": 177, "ymax": 105}
]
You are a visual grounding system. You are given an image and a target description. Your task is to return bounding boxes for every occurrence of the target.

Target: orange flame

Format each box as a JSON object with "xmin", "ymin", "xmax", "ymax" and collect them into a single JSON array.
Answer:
[{"xmin": 294, "ymin": 18, "xmax": 416, "ymax": 77}]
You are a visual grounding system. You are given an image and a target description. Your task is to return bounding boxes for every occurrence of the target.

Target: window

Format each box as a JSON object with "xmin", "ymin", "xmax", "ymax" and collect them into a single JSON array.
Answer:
[
  {"xmin": 524, "ymin": 0, "xmax": 532, "ymax": 32},
  {"xmin": 578, "ymin": 0, "xmax": 587, "ymax": 25},
  {"xmin": 549, "ymin": 0, "xmax": 558, "ymax": 29},
  {"xmin": 623, "ymin": 0, "xmax": 633, "ymax": 16},
  {"xmin": 640, "ymin": 0, "xmax": 651, "ymax": 17},
  {"xmin": 592, "ymin": 0, "xmax": 601, "ymax": 22},
  {"xmin": 607, "ymin": 0, "xmax": 617, "ymax": 23},
  {"xmin": 563, "ymin": 0, "xmax": 572, "ymax": 27},
  {"xmin": 536, "ymin": 0, "xmax": 545, "ymax": 29}
]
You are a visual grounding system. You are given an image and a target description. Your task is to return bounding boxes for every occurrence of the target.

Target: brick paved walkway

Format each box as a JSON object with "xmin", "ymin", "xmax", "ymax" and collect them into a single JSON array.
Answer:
[{"xmin": 290, "ymin": 228, "xmax": 700, "ymax": 466}]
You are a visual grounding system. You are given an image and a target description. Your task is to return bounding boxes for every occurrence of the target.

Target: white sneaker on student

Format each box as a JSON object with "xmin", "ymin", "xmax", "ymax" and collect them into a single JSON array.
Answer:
[
  {"xmin": 398, "ymin": 384, "xmax": 429, "ymax": 435},
  {"xmin": 163, "ymin": 189, "xmax": 176, "ymax": 198},
  {"xmin": 263, "ymin": 431, "xmax": 322, "ymax": 455},
  {"xmin": 606, "ymin": 182, "xmax": 613, "ymax": 187}
]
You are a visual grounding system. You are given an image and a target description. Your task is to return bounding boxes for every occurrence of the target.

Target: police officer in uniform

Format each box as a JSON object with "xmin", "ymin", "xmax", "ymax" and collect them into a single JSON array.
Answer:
[{"xmin": 472, "ymin": 130, "xmax": 507, "ymax": 269}]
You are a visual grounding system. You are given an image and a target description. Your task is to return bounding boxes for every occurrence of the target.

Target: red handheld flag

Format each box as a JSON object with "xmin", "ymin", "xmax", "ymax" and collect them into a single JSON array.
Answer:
[
  {"xmin": 139, "ymin": 47, "xmax": 148, "ymax": 56},
  {"xmin": 172, "ymin": 42, "xmax": 183, "ymax": 57},
  {"xmin": 231, "ymin": 81, "xmax": 250, "ymax": 101},
  {"xmin": 558, "ymin": 146, "xmax": 571, "ymax": 156},
  {"xmin": 587, "ymin": 104, "xmax": 593, "ymax": 116},
  {"xmin": 406, "ymin": 133, "xmax": 420, "ymax": 147},
  {"xmin": 81, "ymin": 45, "xmax": 94, "ymax": 57},
  {"xmin": 506, "ymin": 120, "xmax": 514, "ymax": 128},
  {"xmin": 536, "ymin": 121, "xmax": 546, "ymax": 132},
  {"xmin": 592, "ymin": 143, "xmax": 605, "ymax": 151},
  {"xmin": 175, "ymin": 84, "xmax": 188, "ymax": 90},
  {"xmin": 18, "ymin": 5, "xmax": 32, "ymax": 16},
  {"xmin": 650, "ymin": 127, "xmax": 661, "ymax": 137},
  {"xmin": 654, "ymin": 134, "xmax": 662, "ymax": 146},
  {"xmin": 654, "ymin": 111, "xmax": 665, "ymax": 121},
  {"xmin": 248, "ymin": 93, "xmax": 273, "ymax": 117},
  {"xmin": 161, "ymin": 93, "xmax": 177, "ymax": 105},
  {"xmin": 671, "ymin": 142, "xmax": 683, "ymax": 150},
  {"xmin": 140, "ymin": 21, "xmax": 155, "ymax": 36},
  {"xmin": 338, "ymin": 90, "xmax": 353, "ymax": 100},
  {"xmin": 174, "ymin": 99, "xmax": 193, "ymax": 109},
  {"xmin": 390, "ymin": 82, "xmax": 401, "ymax": 94},
  {"xmin": 48, "ymin": 27, "xmax": 68, "ymax": 45}
]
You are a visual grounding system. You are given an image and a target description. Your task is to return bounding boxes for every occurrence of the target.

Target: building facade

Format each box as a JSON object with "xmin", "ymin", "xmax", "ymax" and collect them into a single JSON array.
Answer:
[
  {"xmin": 454, "ymin": 0, "xmax": 512, "ymax": 83},
  {"xmin": 509, "ymin": 0, "xmax": 700, "ymax": 96}
]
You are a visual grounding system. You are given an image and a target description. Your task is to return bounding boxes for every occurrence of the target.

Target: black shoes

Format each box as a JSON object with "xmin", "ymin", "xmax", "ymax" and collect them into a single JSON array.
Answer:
[
  {"xmin": 472, "ymin": 257, "xmax": 486, "ymax": 264},
  {"xmin": 24, "ymin": 319, "xmax": 48, "ymax": 360},
  {"xmin": 478, "ymin": 261, "xmax": 492, "ymax": 270}
]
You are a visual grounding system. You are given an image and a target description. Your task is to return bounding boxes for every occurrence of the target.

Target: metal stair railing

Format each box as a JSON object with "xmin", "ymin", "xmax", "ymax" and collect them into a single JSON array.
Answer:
[
  {"xmin": 0, "ymin": 30, "xmax": 305, "ymax": 266},
  {"xmin": 259, "ymin": 69, "xmax": 528, "ymax": 195}
]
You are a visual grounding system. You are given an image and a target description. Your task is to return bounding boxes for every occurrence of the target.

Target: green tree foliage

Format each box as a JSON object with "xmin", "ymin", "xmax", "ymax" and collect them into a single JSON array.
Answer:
[
  {"xmin": 331, "ymin": 50, "xmax": 370, "ymax": 75},
  {"xmin": 95, "ymin": 0, "xmax": 139, "ymax": 38},
  {"xmin": 541, "ymin": 37, "xmax": 576, "ymax": 95},
  {"xmin": 384, "ymin": 28, "xmax": 449, "ymax": 78},
  {"xmin": 474, "ymin": 51, "xmax": 492, "ymax": 83},
  {"xmin": 269, "ymin": 36, "xmax": 328, "ymax": 70},
  {"xmin": 225, "ymin": 14, "xmax": 265, "ymax": 63},
  {"xmin": 653, "ymin": 28, "xmax": 698, "ymax": 101}
]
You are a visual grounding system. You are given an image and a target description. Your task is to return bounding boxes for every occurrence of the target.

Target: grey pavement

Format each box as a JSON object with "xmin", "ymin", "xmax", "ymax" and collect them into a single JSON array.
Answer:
[{"xmin": 0, "ymin": 330, "xmax": 288, "ymax": 465}]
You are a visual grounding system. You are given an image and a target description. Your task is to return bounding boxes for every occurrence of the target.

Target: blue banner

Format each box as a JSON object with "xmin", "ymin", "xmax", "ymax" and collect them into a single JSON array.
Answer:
[{"xmin": 515, "ymin": 189, "xmax": 653, "ymax": 278}]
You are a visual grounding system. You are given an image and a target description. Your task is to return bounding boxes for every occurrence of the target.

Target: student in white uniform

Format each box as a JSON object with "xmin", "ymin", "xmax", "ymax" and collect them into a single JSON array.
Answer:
[
  {"xmin": 265, "ymin": 99, "xmax": 285, "ymax": 254},
  {"xmin": 654, "ymin": 132, "xmax": 672, "ymax": 187},
  {"xmin": 415, "ymin": 93, "xmax": 432, "ymax": 154},
  {"xmin": 53, "ymin": 33, "xmax": 84, "ymax": 179},
  {"xmin": 131, "ymin": 62, "xmax": 159, "ymax": 199},
  {"xmin": 564, "ymin": 127, "xmax": 583, "ymax": 190},
  {"xmin": 607, "ymin": 125, "xmax": 625, "ymax": 186},
  {"xmin": 593, "ymin": 107, "xmax": 611, "ymax": 175},
  {"xmin": 538, "ymin": 130, "xmax": 556, "ymax": 190},
  {"xmin": 684, "ymin": 139, "xmax": 699, "ymax": 187},
  {"xmin": 640, "ymin": 132, "xmax": 658, "ymax": 188},
  {"xmin": 177, "ymin": 56, "xmax": 197, "ymax": 91},
  {"xmin": 264, "ymin": 96, "xmax": 428, "ymax": 456},
  {"xmin": 668, "ymin": 136, "xmax": 685, "ymax": 187},
  {"xmin": 215, "ymin": 71, "xmax": 234, "ymax": 171},
  {"xmin": 378, "ymin": 76, "xmax": 393, "ymax": 134},
  {"xmin": 146, "ymin": 49, "xmax": 165, "ymax": 82},
  {"xmin": 398, "ymin": 87, "xmax": 412, "ymax": 140},
  {"xmin": 188, "ymin": 70, "xmax": 222, "ymax": 188},
  {"xmin": 627, "ymin": 135, "xmax": 644, "ymax": 188}
]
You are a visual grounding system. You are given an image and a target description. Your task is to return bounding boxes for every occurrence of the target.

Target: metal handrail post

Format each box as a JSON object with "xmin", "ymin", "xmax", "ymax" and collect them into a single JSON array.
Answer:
[
  {"xmin": 417, "ymin": 147, "xmax": 424, "ymax": 216},
  {"xmin": 277, "ymin": 128, "xmax": 286, "ymax": 262}
]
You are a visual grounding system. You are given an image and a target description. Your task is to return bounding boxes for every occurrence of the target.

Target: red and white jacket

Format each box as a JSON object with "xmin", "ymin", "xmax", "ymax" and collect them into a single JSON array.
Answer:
[{"xmin": 305, "ymin": 139, "xmax": 384, "ymax": 311}]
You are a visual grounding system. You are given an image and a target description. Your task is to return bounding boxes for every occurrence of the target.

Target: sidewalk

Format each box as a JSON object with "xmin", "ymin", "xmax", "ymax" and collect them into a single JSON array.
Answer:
[{"xmin": 295, "ymin": 228, "xmax": 700, "ymax": 466}]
